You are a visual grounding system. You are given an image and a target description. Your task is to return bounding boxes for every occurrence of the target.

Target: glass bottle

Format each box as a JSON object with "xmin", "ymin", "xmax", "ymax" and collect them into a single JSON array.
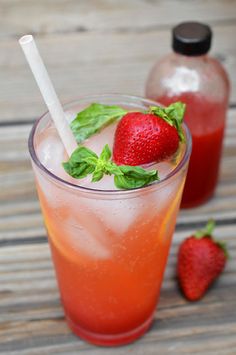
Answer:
[{"xmin": 145, "ymin": 22, "xmax": 230, "ymax": 208}]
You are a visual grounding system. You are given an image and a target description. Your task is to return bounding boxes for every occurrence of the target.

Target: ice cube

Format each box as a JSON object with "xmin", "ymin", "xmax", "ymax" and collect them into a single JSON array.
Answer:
[
  {"xmin": 83, "ymin": 123, "xmax": 116, "ymax": 156},
  {"xmin": 36, "ymin": 129, "xmax": 81, "ymax": 203},
  {"xmin": 80, "ymin": 191, "xmax": 159, "ymax": 236},
  {"xmin": 37, "ymin": 132, "xmax": 67, "ymax": 174},
  {"xmin": 79, "ymin": 174, "xmax": 118, "ymax": 191},
  {"xmin": 63, "ymin": 216, "xmax": 111, "ymax": 260}
]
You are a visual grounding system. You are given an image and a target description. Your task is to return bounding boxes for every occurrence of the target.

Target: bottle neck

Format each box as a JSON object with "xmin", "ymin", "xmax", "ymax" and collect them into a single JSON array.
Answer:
[
  {"xmin": 173, "ymin": 51, "xmax": 208, "ymax": 62},
  {"xmin": 170, "ymin": 52, "xmax": 210, "ymax": 70}
]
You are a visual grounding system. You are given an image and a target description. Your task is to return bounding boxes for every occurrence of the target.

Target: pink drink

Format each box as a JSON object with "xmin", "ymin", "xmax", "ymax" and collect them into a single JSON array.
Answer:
[{"xmin": 29, "ymin": 95, "xmax": 191, "ymax": 346}]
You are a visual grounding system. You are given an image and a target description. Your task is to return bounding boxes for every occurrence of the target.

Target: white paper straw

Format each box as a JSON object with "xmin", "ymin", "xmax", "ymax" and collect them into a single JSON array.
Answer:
[{"xmin": 19, "ymin": 35, "xmax": 77, "ymax": 156}]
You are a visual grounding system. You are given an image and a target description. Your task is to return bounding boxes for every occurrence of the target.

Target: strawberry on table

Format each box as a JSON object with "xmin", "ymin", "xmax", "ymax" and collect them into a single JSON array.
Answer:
[
  {"xmin": 177, "ymin": 220, "xmax": 228, "ymax": 301},
  {"xmin": 113, "ymin": 102, "xmax": 186, "ymax": 166}
]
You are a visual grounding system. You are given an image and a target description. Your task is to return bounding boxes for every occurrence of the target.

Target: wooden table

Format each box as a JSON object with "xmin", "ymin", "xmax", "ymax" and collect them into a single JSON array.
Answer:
[{"xmin": 1, "ymin": 1, "xmax": 236, "ymax": 354}]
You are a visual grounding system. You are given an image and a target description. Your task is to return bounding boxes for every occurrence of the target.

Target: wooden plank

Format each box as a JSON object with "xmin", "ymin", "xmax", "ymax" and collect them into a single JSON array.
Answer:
[
  {"xmin": 0, "ymin": 23, "xmax": 236, "ymax": 123},
  {"xmin": 0, "ymin": 228, "xmax": 236, "ymax": 353},
  {"xmin": 1, "ymin": 0, "xmax": 236, "ymax": 37},
  {"xmin": 0, "ymin": 302, "xmax": 236, "ymax": 354}
]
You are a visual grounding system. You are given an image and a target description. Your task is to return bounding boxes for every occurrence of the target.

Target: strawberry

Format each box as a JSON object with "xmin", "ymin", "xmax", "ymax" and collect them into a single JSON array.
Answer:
[
  {"xmin": 177, "ymin": 220, "xmax": 228, "ymax": 301},
  {"xmin": 113, "ymin": 112, "xmax": 180, "ymax": 166}
]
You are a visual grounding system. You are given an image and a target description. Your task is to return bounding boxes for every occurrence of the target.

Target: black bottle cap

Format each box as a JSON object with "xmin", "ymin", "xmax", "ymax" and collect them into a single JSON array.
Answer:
[{"xmin": 172, "ymin": 22, "xmax": 212, "ymax": 56}]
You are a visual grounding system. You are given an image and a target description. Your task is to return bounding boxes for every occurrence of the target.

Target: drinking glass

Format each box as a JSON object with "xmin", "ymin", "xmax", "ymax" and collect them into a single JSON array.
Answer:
[{"xmin": 28, "ymin": 94, "xmax": 191, "ymax": 346}]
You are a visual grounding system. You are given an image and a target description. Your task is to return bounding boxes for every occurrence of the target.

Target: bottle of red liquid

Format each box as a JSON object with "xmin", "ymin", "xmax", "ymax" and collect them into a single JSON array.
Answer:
[{"xmin": 145, "ymin": 22, "xmax": 230, "ymax": 208}]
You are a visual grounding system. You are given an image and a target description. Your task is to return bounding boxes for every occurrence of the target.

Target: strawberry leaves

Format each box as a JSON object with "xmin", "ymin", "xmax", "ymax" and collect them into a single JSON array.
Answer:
[
  {"xmin": 149, "ymin": 101, "xmax": 186, "ymax": 142},
  {"xmin": 63, "ymin": 145, "xmax": 159, "ymax": 189},
  {"xmin": 194, "ymin": 219, "xmax": 229, "ymax": 258},
  {"xmin": 194, "ymin": 219, "xmax": 215, "ymax": 238}
]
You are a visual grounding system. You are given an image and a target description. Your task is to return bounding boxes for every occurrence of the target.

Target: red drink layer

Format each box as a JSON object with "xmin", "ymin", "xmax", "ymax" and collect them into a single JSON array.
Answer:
[
  {"xmin": 158, "ymin": 93, "xmax": 227, "ymax": 208},
  {"xmin": 39, "ymin": 189, "xmax": 181, "ymax": 345}
]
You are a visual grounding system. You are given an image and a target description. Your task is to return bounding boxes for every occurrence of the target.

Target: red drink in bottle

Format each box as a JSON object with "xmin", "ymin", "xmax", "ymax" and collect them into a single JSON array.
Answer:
[
  {"xmin": 157, "ymin": 93, "xmax": 227, "ymax": 207},
  {"xmin": 146, "ymin": 22, "xmax": 230, "ymax": 207}
]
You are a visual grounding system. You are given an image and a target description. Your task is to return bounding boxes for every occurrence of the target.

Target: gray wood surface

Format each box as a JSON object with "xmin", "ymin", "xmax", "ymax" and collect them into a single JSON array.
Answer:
[
  {"xmin": 1, "ymin": 1, "xmax": 236, "ymax": 123},
  {"xmin": 0, "ymin": 1, "xmax": 236, "ymax": 354}
]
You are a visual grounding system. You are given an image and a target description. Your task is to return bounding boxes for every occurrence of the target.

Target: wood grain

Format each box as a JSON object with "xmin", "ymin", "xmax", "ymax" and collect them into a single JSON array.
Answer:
[
  {"xmin": 1, "ymin": 0, "xmax": 236, "ymax": 37},
  {"xmin": 0, "ymin": 24, "xmax": 236, "ymax": 123}
]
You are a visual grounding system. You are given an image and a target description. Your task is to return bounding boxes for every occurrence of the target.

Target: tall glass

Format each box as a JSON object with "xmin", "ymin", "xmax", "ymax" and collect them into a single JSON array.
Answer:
[{"xmin": 28, "ymin": 95, "xmax": 191, "ymax": 346}]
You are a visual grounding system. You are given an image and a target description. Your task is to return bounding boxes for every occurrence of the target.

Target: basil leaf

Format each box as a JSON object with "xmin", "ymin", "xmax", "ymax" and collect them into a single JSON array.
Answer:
[
  {"xmin": 71, "ymin": 103, "xmax": 127, "ymax": 143},
  {"xmin": 92, "ymin": 168, "xmax": 104, "ymax": 182},
  {"xmin": 68, "ymin": 146, "xmax": 98, "ymax": 163},
  {"xmin": 114, "ymin": 166, "xmax": 159, "ymax": 189},
  {"xmin": 63, "ymin": 160, "xmax": 95, "ymax": 179},
  {"xmin": 150, "ymin": 102, "xmax": 186, "ymax": 142},
  {"xmin": 105, "ymin": 163, "xmax": 123, "ymax": 176},
  {"xmin": 62, "ymin": 146, "xmax": 98, "ymax": 179},
  {"xmin": 100, "ymin": 144, "xmax": 112, "ymax": 161}
]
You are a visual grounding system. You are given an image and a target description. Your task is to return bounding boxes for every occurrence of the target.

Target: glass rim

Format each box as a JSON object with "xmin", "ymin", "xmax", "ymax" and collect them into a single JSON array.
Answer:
[{"xmin": 28, "ymin": 93, "xmax": 192, "ymax": 196}]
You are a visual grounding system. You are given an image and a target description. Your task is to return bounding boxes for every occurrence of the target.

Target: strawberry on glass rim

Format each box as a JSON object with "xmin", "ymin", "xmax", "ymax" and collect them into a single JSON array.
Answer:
[{"xmin": 113, "ymin": 102, "xmax": 185, "ymax": 166}]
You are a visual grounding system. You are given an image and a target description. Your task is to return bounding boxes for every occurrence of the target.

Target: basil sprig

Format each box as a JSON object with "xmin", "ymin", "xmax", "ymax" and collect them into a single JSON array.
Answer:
[{"xmin": 63, "ymin": 145, "xmax": 159, "ymax": 189}]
